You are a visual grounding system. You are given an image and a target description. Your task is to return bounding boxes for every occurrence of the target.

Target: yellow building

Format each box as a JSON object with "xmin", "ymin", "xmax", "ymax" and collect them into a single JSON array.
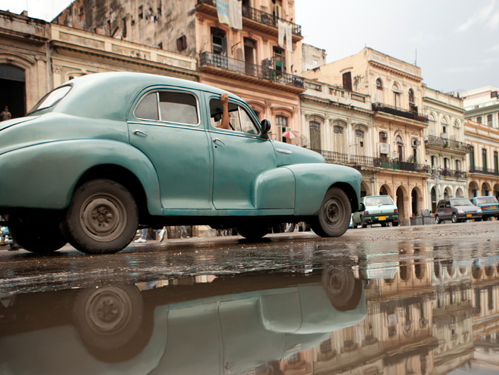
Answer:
[{"xmin": 302, "ymin": 48, "xmax": 429, "ymax": 225}]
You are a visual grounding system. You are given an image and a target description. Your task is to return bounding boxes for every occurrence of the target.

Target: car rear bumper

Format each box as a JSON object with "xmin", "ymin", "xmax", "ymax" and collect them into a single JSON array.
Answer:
[{"xmin": 362, "ymin": 214, "xmax": 398, "ymax": 224}]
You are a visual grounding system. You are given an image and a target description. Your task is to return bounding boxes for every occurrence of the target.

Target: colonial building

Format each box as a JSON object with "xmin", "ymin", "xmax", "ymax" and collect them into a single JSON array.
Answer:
[
  {"xmin": 462, "ymin": 87, "xmax": 499, "ymax": 199},
  {"xmin": 0, "ymin": 10, "xmax": 50, "ymax": 117},
  {"xmin": 422, "ymin": 87, "xmax": 469, "ymax": 212},
  {"xmin": 302, "ymin": 48, "xmax": 429, "ymax": 225},
  {"xmin": 300, "ymin": 77, "xmax": 374, "ymax": 197},
  {"xmin": 53, "ymin": 0, "xmax": 306, "ymax": 143}
]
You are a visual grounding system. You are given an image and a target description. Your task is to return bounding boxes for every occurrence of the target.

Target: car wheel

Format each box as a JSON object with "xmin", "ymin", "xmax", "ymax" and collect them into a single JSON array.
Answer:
[
  {"xmin": 361, "ymin": 221, "xmax": 368, "ymax": 229},
  {"xmin": 73, "ymin": 285, "xmax": 146, "ymax": 363},
  {"xmin": 235, "ymin": 225, "xmax": 268, "ymax": 240},
  {"xmin": 9, "ymin": 218, "xmax": 67, "ymax": 255},
  {"xmin": 381, "ymin": 222, "xmax": 387, "ymax": 227},
  {"xmin": 322, "ymin": 265, "xmax": 362, "ymax": 311},
  {"xmin": 64, "ymin": 179, "xmax": 138, "ymax": 254},
  {"xmin": 311, "ymin": 188, "xmax": 351, "ymax": 237},
  {"xmin": 435, "ymin": 215, "xmax": 441, "ymax": 224},
  {"xmin": 452, "ymin": 213, "xmax": 457, "ymax": 223}
]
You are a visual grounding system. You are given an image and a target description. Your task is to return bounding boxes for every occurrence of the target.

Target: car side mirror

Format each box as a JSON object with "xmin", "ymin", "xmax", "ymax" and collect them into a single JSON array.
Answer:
[
  {"xmin": 358, "ymin": 203, "xmax": 365, "ymax": 212},
  {"xmin": 260, "ymin": 119, "xmax": 271, "ymax": 139}
]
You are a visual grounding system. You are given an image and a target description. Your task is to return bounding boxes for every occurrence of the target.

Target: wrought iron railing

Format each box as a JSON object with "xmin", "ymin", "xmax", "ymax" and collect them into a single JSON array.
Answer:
[
  {"xmin": 312, "ymin": 150, "xmax": 349, "ymax": 165},
  {"xmin": 469, "ymin": 166, "xmax": 499, "ymax": 176},
  {"xmin": 440, "ymin": 168, "xmax": 467, "ymax": 179},
  {"xmin": 372, "ymin": 102, "xmax": 429, "ymax": 123},
  {"xmin": 197, "ymin": 0, "xmax": 302, "ymax": 36},
  {"xmin": 380, "ymin": 161, "xmax": 430, "ymax": 173},
  {"xmin": 349, "ymin": 155, "xmax": 381, "ymax": 168},
  {"xmin": 199, "ymin": 51, "xmax": 304, "ymax": 88},
  {"xmin": 425, "ymin": 135, "xmax": 470, "ymax": 152}
]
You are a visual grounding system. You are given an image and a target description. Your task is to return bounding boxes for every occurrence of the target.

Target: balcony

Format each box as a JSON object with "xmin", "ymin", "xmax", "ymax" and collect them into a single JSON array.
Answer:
[
  {"xmin": 380, "ymin": 160, "xmax": 429, "ymax": 173},
  {"xmin": 469, "ymin": 166, "xmax": 499, "ymax": 176},
  {"xmin": 372, "ymin": 102, "xmax": 428, "ymax": 123},
  {"xmin": 425, "ymin": 135, "xmax": 470, "ymax": 152},
  {"xmin": 196, "ymin": 0, "xmax": 302, "ymax": 40},
  {"xmin": 440, "ymin": 168, "xmax": 468, "ymax": 179},
  {"xmin": 199, "ymin": 51, "xmax": 305, "ymax": 93}
]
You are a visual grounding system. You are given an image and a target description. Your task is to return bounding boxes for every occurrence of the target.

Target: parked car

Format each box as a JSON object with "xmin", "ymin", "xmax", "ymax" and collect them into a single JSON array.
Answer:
[
  {"xmin": 470, "ymin": 196, "xmax": 499, "ymax": 220},
  {"xmin": 352, "ymin": 195, "xmax": 398, "ymax": 228},
  {"xmin": 434, "ymin": 198, "xmax": 482, "ymax": 224},
  {"xmin": 0, "ymin": 72, "xmax": 362, "ymax": 255}
]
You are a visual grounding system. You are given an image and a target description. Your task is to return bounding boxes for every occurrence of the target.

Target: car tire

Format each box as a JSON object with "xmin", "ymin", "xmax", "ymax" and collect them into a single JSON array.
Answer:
[
  {"xmin": 235, "ymin": 225, "xmax": 268, "ymax": 240},
  {"xmin": 361, "ymin": 221, "xmax": 368, "ymax": 229},
  {"xmin": 311, "ymin": 188, "xmax": 351, "ymax": 237},
  {"xmin": 9, "ymin": 218, "xmax": 67, "ymax": 255},
  {"xmin": 64, "ymin": 179, "xmax": 138, "ymax": 254},
  {"xmin": 73, "ymin": 285, "xmax": 146, "ymax": 363},
  {"xmin": 381, "ymin": 222, "xmax": 387, "ymax": 227},
  {"xmin": 452, "ymin": 213, "xmax": 457, "ymax": 223},
  {"xmin": 322, "ymin": 265, "xmax": 362, "ymax": 311},
  {"xmin": 435, "ymin": 215, "xmax": 441, "ymax": 224},
  {"xmin": 393, "ymin": 221, "xmax": 399, "ymax": 227}
]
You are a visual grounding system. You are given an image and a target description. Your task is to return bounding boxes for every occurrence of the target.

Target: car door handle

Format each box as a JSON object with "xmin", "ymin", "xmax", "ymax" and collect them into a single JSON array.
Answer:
[
  {"xmin": 133, "ymin": 130, "xmax": 148, "ymax": 137},
  {"xmin": 213, "ymin": 138, "xmax": 225, "ymax": 147}
]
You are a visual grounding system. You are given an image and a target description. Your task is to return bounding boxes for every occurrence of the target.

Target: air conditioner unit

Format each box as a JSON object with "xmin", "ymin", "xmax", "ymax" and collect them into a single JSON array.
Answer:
[
  {"xmin": 381, "ymin": 133, "xmax": 388, "ymax": 139},
  {"xmin": 379, "ymin": 143, "xmax": 390, "ymax": 154}
]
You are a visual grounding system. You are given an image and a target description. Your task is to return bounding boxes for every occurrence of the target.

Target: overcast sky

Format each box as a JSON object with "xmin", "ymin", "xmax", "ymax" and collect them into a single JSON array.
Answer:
[{"xmin": 1, "ymin": 0, "xmax": 498, "ymax": 93}]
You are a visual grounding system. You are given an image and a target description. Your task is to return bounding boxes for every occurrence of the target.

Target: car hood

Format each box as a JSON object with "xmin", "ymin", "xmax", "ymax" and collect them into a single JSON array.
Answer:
[
  {"xmin": 0, "ymin": 116, "xmax": 40, "ymax": 132},
  {"xmin": 271, "ymin": 142, "xmax": 324, "ymax": 166}
]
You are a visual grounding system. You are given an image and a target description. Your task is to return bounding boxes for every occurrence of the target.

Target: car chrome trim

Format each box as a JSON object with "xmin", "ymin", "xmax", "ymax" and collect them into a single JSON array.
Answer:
[{"xmin": 276, "ymin": 148, "xmax": 292, "ymax": 154}]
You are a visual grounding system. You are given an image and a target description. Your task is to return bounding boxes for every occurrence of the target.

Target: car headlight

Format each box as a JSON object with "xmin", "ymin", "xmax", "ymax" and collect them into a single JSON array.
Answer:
[
  {"xmin": 457, "ymin": 209, "xmax": 464, "ymax": 214},
  {"xmin": 476, "ymin": 208, "xmax": 482, "ymax": 213}
]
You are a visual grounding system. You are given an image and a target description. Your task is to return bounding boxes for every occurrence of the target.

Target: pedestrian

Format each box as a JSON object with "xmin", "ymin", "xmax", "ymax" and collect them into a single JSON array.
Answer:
[
  {"xmin": 180, "ymin": 225, "xmax": 190, "ymax": 238},
  {"xmin": 1, "ymin": 106, "xmax": 11, "ymax": 121},
  {"xmin": 135, "ymin": 227, "xmax": 166, "ymax": 243}
]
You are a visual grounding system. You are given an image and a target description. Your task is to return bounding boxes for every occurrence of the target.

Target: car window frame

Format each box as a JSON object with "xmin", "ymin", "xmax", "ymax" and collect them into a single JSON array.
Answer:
[
  {"xmin": 133, "ymin": 88, "xmax": 201, "ymax": 127},
  {"xmin": 27, "ymin": 84, "xmax": 73, "ymax": 115},
  {"xmin": 208, "ymin": 95, "xmax": 262, "ymax": 137}
]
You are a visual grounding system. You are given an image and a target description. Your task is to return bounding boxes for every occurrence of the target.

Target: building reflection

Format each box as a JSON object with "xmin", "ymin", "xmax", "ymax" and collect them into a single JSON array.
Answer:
[{"xmin": 280, "ymin": 247, "xmax": 498, "ymax": 375}]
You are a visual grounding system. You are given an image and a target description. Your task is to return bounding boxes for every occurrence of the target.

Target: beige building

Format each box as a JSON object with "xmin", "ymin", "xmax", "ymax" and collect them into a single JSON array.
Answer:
[
  {"xmin": 302, "ymin": 48, "xmax": 430, "ymax": 225},
  {"xmin": 0, "ymin": 10, "xmax": 51, "ymax": 117},
  {"xmin": 423, "ymin": 87, "xmax": 469, "ymax": 212},
  {"xmin": 54, "ymin": 0, "xmax": 306, "ymax": 143}
]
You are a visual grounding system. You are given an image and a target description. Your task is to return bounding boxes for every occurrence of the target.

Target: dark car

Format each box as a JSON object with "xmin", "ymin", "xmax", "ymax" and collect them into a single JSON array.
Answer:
[
  {"xmin": 470, "ymin": 196, "xmax": 499, "ymax": 220},
  {"xmin": 434, "ymin": 198, "xmax": 483, "ymax": 224}
]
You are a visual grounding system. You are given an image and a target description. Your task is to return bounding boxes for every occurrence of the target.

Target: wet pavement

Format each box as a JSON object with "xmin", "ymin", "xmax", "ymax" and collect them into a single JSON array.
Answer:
[{"xmin": 1, "ymin": 222, "xmax": 499, "ymax": 374}]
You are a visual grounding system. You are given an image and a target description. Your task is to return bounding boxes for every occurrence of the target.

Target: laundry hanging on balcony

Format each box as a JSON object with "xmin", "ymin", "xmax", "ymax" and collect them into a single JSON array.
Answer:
[
  {"xmin": 216, "ymin": 0, "xmax": 230, "ymax": 26},
  {"xmin": 285, "ymin": 23, "xmax": 293, "ymax": 52},
  {"xmin": 278, "ymin": 20, "xmax": 285, "ymax": 48},
  {"xmin": 229, "ymin": 0, "xmax": 242, "ymax": 30}
]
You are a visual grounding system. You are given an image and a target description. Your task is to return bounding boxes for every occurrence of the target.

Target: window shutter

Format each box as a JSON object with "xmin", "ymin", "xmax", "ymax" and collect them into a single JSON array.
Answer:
[{"xmin": 342, "ymin": 72, "xmax": 352, "ymax": 91}]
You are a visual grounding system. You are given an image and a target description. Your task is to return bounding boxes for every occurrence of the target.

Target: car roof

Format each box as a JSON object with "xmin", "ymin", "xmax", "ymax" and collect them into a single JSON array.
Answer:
[{"xmin": 52, "ymin": 72, "xmax": 242, "ymax": 121}]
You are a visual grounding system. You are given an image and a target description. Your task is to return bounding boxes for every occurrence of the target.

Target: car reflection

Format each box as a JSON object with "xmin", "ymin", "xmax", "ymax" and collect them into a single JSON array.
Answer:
[{"xmin": 0, "ymin": 265, "xmax": 366, "ymax": 375}]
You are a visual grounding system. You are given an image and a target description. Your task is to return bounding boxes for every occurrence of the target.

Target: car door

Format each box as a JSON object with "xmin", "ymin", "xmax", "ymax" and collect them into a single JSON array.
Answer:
[
  {"xmin": 207, "ymin": 95, "xmax": 276, "ymax": 210},
  {"xmin": 128, "ymin": 88, "xmax": 212, "ymax": 210},
  {"xmin": 444, "ymin": 199, "xmax": 452, "ymax": 219}
]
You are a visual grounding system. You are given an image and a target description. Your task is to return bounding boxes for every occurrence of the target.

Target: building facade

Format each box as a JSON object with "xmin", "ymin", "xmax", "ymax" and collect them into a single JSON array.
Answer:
[
  {"xmin": 54, "ymin": 0, "xmax": 306, "ymax": 143},
  {"xmin": 302, "ymin": 48, "xmax": 429, "ymax": 225},
  {"xmin": 422, "ymin": 87, "xmax": 469, "ymax": 212},
  {"xmin": 0, "ymin": 10, "xmax": 51, "ymax": 118},
  {"xmin": 462, "ymin": 87, "xmax": 499, "ymax": 199}
]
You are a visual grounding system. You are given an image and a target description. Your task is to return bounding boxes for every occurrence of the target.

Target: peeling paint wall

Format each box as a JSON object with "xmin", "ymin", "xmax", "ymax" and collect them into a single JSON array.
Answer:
[{"xmin": 54, "ymin": 0, "xmax": 197, "ymax": 57}]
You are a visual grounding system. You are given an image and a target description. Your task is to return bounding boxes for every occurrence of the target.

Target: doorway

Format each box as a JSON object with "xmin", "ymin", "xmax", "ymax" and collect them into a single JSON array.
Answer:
[
  {"xmin": 411, "ymin": 188, "xmax": 419, "ymax": 216},
  {"xmin": 0, "ymin": 64, "xmax": 26, "ymax": 118},
  {"xmin": 396, "ymin": 187, "xmax": 405, "ymax": 224},
  {"xmin": 244, "ymin": 38, "xmax": 257, "ymax": 76}
]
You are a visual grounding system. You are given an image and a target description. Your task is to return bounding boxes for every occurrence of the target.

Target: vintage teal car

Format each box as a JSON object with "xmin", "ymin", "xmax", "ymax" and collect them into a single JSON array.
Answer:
[
  {"xmin": 0, "ymin": 72, "xmax": 362, "ymax": 254},
  {"xmin": 352, "ymin": 195, "xmax": 398, "ymax": 228}
]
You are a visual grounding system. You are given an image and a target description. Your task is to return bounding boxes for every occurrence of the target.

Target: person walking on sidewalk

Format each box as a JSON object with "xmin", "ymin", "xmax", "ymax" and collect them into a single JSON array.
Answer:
[
  {"xmin": 135, "ymin": 227, "xmax": 167, "ymax": 243},
  {"xmin": 1, "ymin": 106, "xmax": 11, "ymax": 121},
  {"xmin": 180, "ymin": 225, "xmax": 190, "ymax": 238}
]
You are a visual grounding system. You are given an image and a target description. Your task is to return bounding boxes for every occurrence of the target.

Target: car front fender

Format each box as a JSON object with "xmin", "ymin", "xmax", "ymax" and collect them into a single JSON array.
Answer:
[
  {"xmin": 284, "ymin": 164, "xmax": 361, "ymax": 216},
  {"xmin": 0, "ymin": 140, "xmax": 162, "ymax": 215}
]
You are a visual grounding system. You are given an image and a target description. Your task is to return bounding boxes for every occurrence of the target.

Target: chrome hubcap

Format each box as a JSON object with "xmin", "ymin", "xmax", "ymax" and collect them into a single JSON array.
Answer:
[{"xmin": 323, "ymin": 197, "xmax": 344, "ymax": 227}]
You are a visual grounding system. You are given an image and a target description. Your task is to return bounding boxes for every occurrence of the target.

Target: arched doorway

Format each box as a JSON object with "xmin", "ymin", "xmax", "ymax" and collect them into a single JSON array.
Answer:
[
  {"xmin": 431, "ymin": 187, "xmax": 437, "ymax": 213},
  {"xmin": 444, "ymin": 187, "xmax": 451, "ymax": 199},
  {"xmin": 0, "ymin": 64, "xmax": 26, "ymax": 118},
  {"xmin": 360, "ymin": 181, "xmax": 371, "ymax": 198},
  {"xmin": 396, "ymin": 186, "xmax": 405, "ymax": 224},
  {"xmin": 455, "ymin": 188, "xmax": 464, "ymax": 198},
  {"xmin": 411, "ymin": 188, "xmax": 419, "ymax": 216},
  {"xmin": 482, "ymin": 183, "xmax": 490, "ymax": 196},
  {"xmin": 379, "ymin": 184, "xmax": 391, "ymax": 197},
  {"xmin": 469, "ymin": 182, "xmax": 477, "ymax": 198},
  {"xmin": 494, "ymin": 184, "xmax": 499, "ymax": 200}
]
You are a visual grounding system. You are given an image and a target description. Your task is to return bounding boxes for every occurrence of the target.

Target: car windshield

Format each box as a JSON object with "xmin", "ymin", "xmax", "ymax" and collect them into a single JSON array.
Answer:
[
  {"xmin": 365, "ymin": 196, "xmax": 393, "ymax": 206},
  {"xmin": 475, "ymin": 197, "xmax": 498, "ymax": 204},
  {"xmin": 450, "ymin": 198, "xmax": 474, "ymax": 206},
  {"xmin": 27, "ymin": 85, "xmax": 72, "ymax": 115}
]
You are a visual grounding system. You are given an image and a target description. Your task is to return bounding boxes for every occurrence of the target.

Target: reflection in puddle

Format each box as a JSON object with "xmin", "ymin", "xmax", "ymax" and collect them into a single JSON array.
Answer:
[{"xmin": 1, "ymin": 257, "xmax": 499, "ymax": 374}]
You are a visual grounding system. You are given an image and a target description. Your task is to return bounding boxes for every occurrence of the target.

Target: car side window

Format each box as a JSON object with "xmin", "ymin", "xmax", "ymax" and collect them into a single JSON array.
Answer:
[
  {"xmin": 159, "ymin": 92, "xmax": 198, "ymax": 125},
  {"xmin": 445, "ymin": 201, "xmax": 451, "ymax": 208},
  {"xmin": 135, "ymin": 92, "xmax": 159, "ymax": 121},
  {"xmin": 210, "ymin": 98, "xmax": 240, "ymax": 131},
  {"xmin": 239, "ymin": 108, "xmax": 260, "ymax": 135},
  {"xmin": 438, "ymin": 201, "xmax": 444, "ymax": 208}
]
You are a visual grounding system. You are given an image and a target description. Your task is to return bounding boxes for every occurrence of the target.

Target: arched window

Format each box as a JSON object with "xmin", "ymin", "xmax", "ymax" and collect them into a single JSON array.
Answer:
[
  {"xmin": 408, "ymin": 88, "xmax": 414, "ymax": 103},
  {"xmin": 375, "ymin": 78, "xmax": 384, "ymax": 103},
  {"xmin": 392, "ymin": 83, "xmax": 401, "ymax": 108},
  {"xmin": 376, "ymin": 78, "xmax": 383, "ymax": 90},
  {"xmin": 309, "ymin": 120, "xmax": 321, "ymax": 150},
  {"xmin": 332, "ymin": 123, "xmax": 345, "ymax": 153}
]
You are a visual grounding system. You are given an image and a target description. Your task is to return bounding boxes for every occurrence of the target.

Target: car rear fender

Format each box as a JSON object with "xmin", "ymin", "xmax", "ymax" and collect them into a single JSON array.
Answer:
[
  {"xmin": 0, "ymin": 139, "xmax": 162, "ymax": 215},
  {"xmin": 283, "ymin": 164, "xmax": 361, "ymax": 216}
]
